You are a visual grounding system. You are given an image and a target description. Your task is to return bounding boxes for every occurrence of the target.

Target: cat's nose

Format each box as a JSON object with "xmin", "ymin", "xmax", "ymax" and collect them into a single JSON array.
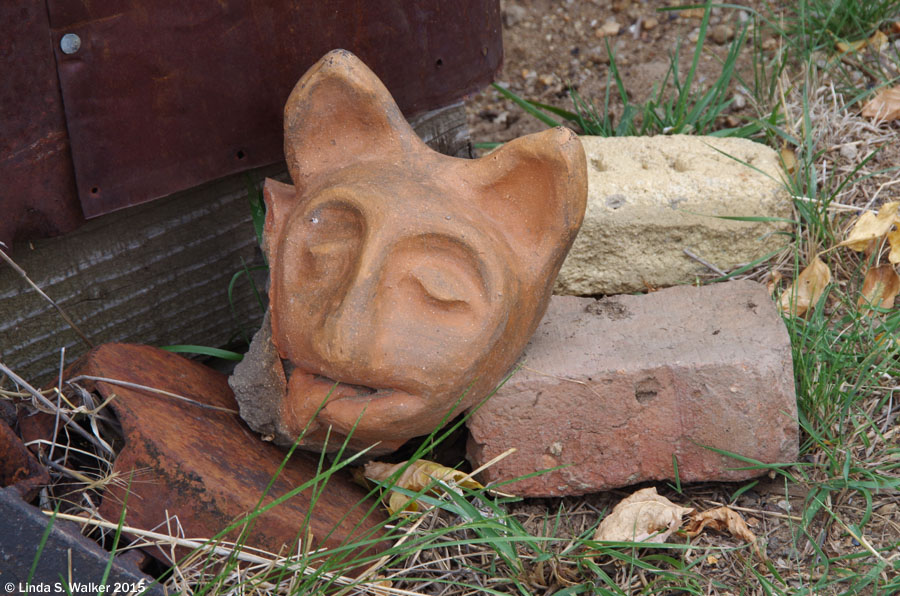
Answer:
[{"xmin": 316, "ymin": 251, "xmax": 383, "ymax": 369}]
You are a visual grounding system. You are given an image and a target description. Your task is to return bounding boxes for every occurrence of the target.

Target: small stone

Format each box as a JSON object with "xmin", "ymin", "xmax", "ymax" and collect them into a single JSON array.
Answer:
[
  {"xmin": 876, "ymin": 502, "xmax": 898, "ymax": 516},
  {"xmin": 724, "ymin": 115, "xmax": 740, "ymax": 127},
  {"xmin": 679, "ymin": 7, "xmax": 705, "ymax": 19},
  {"xmin": 732, "ymin": 92, "xmax": 747, "ymax": 110},
  {"xmin": 839, "ymin": 144, "xmax": 858, "ymax": 160},
  {"xmin": 586, "ymin": 46, "xmax": 610, "ymax": 65},
  {"xmin": 503, "ymin": 4, "xmax": 527, "ymax": 28},
  {"xmin": 762, "ymin": 37, "xmax": 778, "ymax": 50},
  {"xmin": 688, "ymin": 27, "xmax": 700, "ymax": 42},
  {"xmin": 643, "ymin": 17, "xmax": 658, "ymax": 30},
  {"xmin": 538, "ymin": 74, "xmax": 556, "ymax": 87},
  {"xmin": 711, "ymin": 24, "xmax": 735, "ymax": 45},
  {"xmin": 467, "ymin": 282, "xmax": 798, "ymax": 497},
  {"xmin": 595, "ymin": 19, "xmax": 621, "ymax": 38}
]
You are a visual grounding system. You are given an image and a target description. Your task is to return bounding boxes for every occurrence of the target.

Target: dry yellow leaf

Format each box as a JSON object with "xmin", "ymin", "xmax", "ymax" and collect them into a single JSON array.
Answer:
[
  {"xmin": 364, "ymin": 459, "xmax": 483, "ymax": 514},
  {"xmin": 858, "ymin": 264, "xmax": 900, "ymax": 311},
  {"xmin": 869, "ymin": 30, "xmax": 889, "ymax": 51},
  {"xmin": 592, "ymin": 487, "xmax": 694, "ymax": 544},
  {"xmin": 835, "ymin": 39, "xmax": 866, "ymax": 54},
  {"xmin": 888, "ymin": 229, "xmax": 900, "ymax": 265},
  {"xmin": 839, "ymin": 202, "xmax": 900, "ymax": 251},
  {"xmin": 778, "ymin": 257, "xmax": 832, "ymax": 317},
  {"xmin": 836, "ymin": 30, "xmax": 888, "ymax": 54},
  {"xmin": 862, "ymin": 86, "xmax": 900, "ymax": 122},
  {"xmin": 766, "ymin": 270, "xmax": 783, "ymax": 297},
  {"xmin": 367, "ymin": 577, "xmax": 393, "ymax": 596},
  {"xmin": 685, "ymin": 506, "xmax": 767, "ymax": 561},
  {"xmin": 780, "ymin": 147, "xmax": 797, "ymax": 175}
]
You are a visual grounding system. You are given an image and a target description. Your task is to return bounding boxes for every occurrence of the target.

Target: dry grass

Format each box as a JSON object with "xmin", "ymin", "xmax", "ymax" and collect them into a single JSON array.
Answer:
[{"xmin": 2, "ymin": 1, "xmax": 900, "ymax": 594}]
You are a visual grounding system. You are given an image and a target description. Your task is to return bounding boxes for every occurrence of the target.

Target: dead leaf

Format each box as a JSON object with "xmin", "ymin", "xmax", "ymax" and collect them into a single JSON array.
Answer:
[
  {"xmin": 364, "ymin": 459, "xmax": 483, "ymax": 514},
  {"xmin": 368, "ymin": 577, "xmax": 393, "ymax": 596},
  {"xmin": 836, "ymin": 30, "xmax": 888, "ymax": 54},
  {"xmin": 685, "ymin": 506, "xmax": 767, "ymax": 560},
  {"xmin": 858, "ymin": 264, "xmax": 900, "ymax": 311},
  {"xmin": 887, "ymin": 229, "xmax": 900, "ymax": 265},
  {"xmin": 836, "ymin": 38, "xmax": 866, "ymax": 54},
  {"xmin": 839, "ymin": 202, "xmax": 900, "ymax": 250},
  {"xmin": 780, "ymin": 147, "xmax": 797, "ymax": 175},
  {"xmin": 862, "ymin": 86, "xmax": 900, "ymax": 122},
  {"xmin": 766, "ymin": 270, "xmax": 783, "ymax": 297},
  {"xmin": 592, "ymin": 487, "xmax": 693, "ymax": 544},
  {"xmin": 869, "ymin": 30, "xmax": 889, "ymax": 51},
  {"xmin": 778, "ymin": 257, "xmax": 832, "ymax": 317}
]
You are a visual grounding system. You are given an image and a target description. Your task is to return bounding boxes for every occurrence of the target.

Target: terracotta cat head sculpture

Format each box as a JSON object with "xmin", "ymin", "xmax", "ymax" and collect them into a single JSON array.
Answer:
[{"xmin": 234, "ymin": 49, "xmax": 586, "ymax": 454}]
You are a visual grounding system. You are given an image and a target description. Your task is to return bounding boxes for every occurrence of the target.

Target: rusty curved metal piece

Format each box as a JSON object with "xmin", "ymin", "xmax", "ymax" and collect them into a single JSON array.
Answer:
[
  {"xmin": 61, "ymin": 344, "xmax": 389, "ymax": 572},
  {"xmin": 0, "ymin": 418, "xmax": 50, "ymax": 501}
]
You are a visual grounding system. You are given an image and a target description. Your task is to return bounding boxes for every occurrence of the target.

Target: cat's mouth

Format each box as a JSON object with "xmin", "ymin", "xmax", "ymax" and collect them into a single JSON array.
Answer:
[
  {"xmin": 283, "ymin": 369, "xmax": 429, "ymax": 441},
  {"xmin": 312, "ymin": 373, "xmax": 378, "ymax": 398}
]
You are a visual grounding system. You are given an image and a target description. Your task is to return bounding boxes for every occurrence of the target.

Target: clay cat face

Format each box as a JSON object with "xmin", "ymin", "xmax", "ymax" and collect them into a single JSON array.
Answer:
[{"xmin": 263, "ymin": 50, "xmax": 586, "ymax": 452}]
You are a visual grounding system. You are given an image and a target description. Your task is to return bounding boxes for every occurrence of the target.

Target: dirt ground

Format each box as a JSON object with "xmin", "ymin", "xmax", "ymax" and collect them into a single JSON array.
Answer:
[{"xmin": 465, "ymin": 0, "xmax": 766, "ymax": 147}]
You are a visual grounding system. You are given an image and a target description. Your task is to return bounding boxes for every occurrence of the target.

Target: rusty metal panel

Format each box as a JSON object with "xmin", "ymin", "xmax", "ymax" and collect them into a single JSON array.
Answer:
[
  {"xmin": 47, "ymin": 0, "xmax": 502, "ymax": 218},
  {"xmin": 0, "ymin": 1, "xmax": 84, "ymax": 248}
]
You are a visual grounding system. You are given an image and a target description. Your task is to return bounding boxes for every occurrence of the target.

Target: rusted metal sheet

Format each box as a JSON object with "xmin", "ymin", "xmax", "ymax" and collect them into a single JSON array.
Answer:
[
  {"xmin": 0, "ymin": 418, "xmax": 49, "ymax": 501},
  {"xmin": 0, "ymin": 2, "xmax": 84, "ymax": 248},
  {"xmin": 47, "ymin": 0, "xmax": 502, "ymax": 218},
  {"xmin": 65, "ymin": 344, "xmax": 388, "ymax": 570}
]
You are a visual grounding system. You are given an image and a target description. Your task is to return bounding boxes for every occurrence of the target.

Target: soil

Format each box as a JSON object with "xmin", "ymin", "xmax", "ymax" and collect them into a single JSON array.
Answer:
[{"xmin": 465, "ymin": 0, "xmax": 768, "ymax": 147}]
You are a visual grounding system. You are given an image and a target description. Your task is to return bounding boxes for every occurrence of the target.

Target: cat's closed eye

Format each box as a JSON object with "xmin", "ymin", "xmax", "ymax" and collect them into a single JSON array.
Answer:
[{"xmin": 409, "ymin": 264, "xmax": 470, "ymax": 308}]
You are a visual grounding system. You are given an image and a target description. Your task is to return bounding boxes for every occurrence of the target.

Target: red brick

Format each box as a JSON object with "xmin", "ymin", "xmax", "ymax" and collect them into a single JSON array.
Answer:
[{"xmin": 466, "ymin": 281, "xmax": 798, "ymax": 497}]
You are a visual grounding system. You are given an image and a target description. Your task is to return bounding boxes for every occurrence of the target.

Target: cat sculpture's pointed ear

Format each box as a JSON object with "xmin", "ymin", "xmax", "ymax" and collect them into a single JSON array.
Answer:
[
  {"xmin": 460, "ymin": 127, "xmax": 588, "ymax": 275},
  {"xmin": 260, "ymin": 178, "xmax": 295, "ymax": 264},
  {"xmin": 264, "ymin": 49, "xmax": 422, "ymax": 263},
  {"xmin": 282, "ymin": 49, "xmax": 422, "ymax": 191}
]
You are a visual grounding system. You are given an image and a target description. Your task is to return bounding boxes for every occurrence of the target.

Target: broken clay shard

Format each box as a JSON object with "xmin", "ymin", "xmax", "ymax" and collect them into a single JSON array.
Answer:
[{"xmin": 231, "ymin": 49, "xmax": 587, "ymax": 454}]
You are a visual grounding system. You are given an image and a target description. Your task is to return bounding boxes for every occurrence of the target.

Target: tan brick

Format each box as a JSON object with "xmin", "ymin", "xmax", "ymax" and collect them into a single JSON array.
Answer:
[
  {"xmin": 555, "ymin": 135, "xmax": 792, "ymax": 295},
  {"xmin": 466, "ymin": 281, "xmax": 798, "ymax": 497}
]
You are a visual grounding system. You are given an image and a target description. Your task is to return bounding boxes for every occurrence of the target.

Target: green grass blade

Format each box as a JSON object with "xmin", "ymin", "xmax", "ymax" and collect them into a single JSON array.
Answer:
[
  {"xmin": 159, "ymin": 344, "xmax": 244, "ymax": 361},
  {"xmin": 492, "ymin": 83, "xmax": 563, "ymax": 128}
]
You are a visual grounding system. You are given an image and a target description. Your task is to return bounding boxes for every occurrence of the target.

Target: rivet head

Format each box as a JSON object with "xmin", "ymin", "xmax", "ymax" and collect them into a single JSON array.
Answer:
[{"xmin": 60, "ymin": 33, "xmax": 81, "ymax": 55}]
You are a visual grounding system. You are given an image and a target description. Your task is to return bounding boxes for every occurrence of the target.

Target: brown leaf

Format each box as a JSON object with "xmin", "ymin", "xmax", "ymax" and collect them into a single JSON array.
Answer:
[
  {"xmin": 858, "ymin": 264, "xmax": 900, "ymax": 311},
  {"xmin": 862, "ymin": 86, "xmax": 900, "ymax": 122},
  {"xmin": 779, "ymin": 147, "xmax": 797, "ymax": 175},
  {"xmin": 685, "ymin": 506, "xmax": 767, "ymax": 560},
  {"xmin": 778, "ymin": 257, "xmax": 832, "ymax": 317},
  {"xmin": 592, "ymin": 487, "xmax": 694, "ymax": 544},
  {"xmin": 839, "ymin": 202, "xmax": 900, "ymax": 250},
  {"xmin": 364, "ymin": 459, "xmax": 483, "ymax": 514}
]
